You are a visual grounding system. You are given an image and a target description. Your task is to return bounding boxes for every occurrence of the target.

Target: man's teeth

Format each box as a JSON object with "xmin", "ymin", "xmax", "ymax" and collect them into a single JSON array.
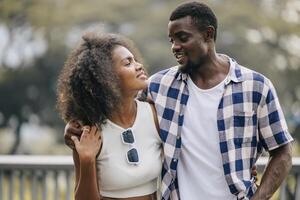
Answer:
[{"xmin": 176, "ymin": 53, "xmax": 184, "ymax": 59}]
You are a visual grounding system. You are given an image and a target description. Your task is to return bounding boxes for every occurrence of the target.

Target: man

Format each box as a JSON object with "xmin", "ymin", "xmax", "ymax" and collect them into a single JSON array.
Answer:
[{"xmin": 65, "ymin": 2, "xmax": 293, "ymax": 200}]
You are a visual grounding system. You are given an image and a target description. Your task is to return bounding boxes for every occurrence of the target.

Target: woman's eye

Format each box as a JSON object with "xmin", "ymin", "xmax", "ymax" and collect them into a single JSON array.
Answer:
[{"xmin": 125, "ymin": 61, "xmax": 131, "ymax": 66}]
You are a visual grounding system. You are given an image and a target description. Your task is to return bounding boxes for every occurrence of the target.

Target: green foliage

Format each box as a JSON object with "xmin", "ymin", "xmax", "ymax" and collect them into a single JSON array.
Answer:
[{"xmin": 0, "ymin": 0, "xmax": 299, "ymax": 154}]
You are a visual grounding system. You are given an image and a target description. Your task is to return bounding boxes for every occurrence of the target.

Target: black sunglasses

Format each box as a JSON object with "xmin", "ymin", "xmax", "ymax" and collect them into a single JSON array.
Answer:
[{"xmin": 121, "ymin": 129, "xmax": 139, "ymax": 165}]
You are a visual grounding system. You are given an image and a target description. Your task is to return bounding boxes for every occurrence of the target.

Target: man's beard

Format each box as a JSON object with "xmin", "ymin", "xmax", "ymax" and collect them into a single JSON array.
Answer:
[{"xmin": 179, "ymin": 59, "xmax": 199, "ymax": 74}]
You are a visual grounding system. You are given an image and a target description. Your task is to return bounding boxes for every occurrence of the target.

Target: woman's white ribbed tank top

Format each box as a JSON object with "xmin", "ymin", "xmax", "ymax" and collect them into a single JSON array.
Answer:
[{"xmin": 96, "ymin": 100, "xmax": 162, "ymax": 198}]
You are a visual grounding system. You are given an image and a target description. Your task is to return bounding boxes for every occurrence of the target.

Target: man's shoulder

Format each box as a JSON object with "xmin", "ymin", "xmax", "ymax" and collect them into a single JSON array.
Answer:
[
  {"xmin": 149, "ymin": 66, "xmax": 179, "ymax": 83},
  {"xmin": 237, "ymin": 64, "xmax": 272, "ymax": 88}
]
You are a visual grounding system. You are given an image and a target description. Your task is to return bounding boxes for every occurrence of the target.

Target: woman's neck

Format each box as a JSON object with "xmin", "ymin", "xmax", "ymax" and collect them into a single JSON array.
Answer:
[{"xmin": 109, "ymin": 97, "xmax": 137, "ymax": 129}]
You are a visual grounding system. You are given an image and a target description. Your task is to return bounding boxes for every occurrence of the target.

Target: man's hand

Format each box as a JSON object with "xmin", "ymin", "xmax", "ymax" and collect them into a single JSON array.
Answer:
[
  {"xmin": 64, "ymin": 120, "xmax": 83, "ymax": 150},
  {"xmin": 251, "ymin": 165, "xmax": 258, "ymax": 182}
]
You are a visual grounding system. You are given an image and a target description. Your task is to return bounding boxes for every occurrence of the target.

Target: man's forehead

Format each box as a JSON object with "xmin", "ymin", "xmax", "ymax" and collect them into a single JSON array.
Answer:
[
  {"xmin": 168, "ymin": 16, "xmax": 193, "ymax": 26},
  {"xmin": 168, "ymin": 16, "xmax": 197, "ymax": 35}
]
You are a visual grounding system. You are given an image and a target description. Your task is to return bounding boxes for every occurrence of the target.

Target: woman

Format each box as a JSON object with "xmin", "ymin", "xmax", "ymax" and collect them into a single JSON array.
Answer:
[{"xmin": 57, "ymin": 32, "xmax": 162, "ymax": 200}]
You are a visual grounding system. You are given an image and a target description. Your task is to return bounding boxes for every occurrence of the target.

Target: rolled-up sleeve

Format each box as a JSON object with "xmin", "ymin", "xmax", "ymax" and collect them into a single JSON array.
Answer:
[{"xmin": 257, "ymin": 79, "xmax": 293, "ymax": 151}]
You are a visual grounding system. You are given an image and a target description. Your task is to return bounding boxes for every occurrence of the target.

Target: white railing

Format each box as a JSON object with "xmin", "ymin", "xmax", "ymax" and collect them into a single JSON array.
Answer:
[
  {"xmin": 0, "ymin": 156, "xmax": 300, "ymax": 200},
  {"xmin": 0, "ymin": 155, "xmax": 74, "ymax": 200}
]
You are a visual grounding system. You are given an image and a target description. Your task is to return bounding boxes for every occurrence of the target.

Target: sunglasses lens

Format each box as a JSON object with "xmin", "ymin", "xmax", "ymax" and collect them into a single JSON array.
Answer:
[
  {"xmin": 127, "ymin": 148, "xmax": 139, "ymax": 163},
  {"xmin": 122, "ymin": 129, "xmax": 134, "ymax": 143}
]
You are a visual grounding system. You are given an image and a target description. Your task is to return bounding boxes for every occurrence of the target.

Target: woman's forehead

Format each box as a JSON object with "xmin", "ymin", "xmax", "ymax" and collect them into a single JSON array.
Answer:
[{"xmin": 112, "ymin": 45, "xmax": 134, "ymax": 60}]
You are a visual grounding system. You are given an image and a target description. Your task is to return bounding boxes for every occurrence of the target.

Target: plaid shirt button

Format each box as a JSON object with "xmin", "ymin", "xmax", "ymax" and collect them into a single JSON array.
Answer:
[{"xmin": 225, "ymin": 77, "xmax": 230, "ymax": 84}]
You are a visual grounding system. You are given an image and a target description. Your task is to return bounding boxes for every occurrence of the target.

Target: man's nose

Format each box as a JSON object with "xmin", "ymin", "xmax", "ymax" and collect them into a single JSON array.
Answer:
[{"xmin": 171, "ymin": 41, "xmax": 181, "ymax": 52}]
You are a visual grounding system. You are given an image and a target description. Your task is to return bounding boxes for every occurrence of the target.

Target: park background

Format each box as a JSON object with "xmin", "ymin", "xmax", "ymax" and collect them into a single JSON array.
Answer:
[
  {"xmin": 0, "ymin": 0, "xmax": 300, "ymax": 199},
  {"xmin": 0, "ymin": 0, "xmax": 300, "ymax": 167}
]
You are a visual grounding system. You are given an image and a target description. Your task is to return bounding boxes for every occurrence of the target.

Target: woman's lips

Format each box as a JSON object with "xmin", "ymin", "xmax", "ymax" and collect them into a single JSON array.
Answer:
[{"xmin": 137, "ymin": 72, "xmax": 147, "ymax": 79}]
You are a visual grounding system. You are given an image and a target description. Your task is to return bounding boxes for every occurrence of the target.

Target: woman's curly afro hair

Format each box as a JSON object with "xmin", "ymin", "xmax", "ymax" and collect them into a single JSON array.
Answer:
[{"xmin": 56, "ymin": 32, "xmax": 143, "ymax": 126}]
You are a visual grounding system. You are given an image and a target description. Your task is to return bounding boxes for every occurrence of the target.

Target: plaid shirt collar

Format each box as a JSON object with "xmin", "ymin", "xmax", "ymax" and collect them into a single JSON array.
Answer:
[{"xmin": 175, "ymin": 57, "xmax": 243, "ymax": 83}]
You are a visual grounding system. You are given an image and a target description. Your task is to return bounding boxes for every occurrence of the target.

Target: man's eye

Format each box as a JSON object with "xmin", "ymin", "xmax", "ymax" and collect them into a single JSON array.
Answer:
[
  {"xmin": 179, "ymin": 36, "xmax": 188, "ymax": 42},
  {"xmin": 169, "ymin": 38, "xmax": 174, "ymax": 43}
]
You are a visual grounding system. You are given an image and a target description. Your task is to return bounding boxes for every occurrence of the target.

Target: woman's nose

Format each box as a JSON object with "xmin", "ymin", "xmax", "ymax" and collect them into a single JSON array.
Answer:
[{"xmin": 135, "ymin": 62, "xmax": 143, "ymax": 71}]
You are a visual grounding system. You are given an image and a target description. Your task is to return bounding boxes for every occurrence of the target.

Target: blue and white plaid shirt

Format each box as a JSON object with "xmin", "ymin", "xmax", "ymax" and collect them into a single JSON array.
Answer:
[{"xmin": 148, "ymin": 56, "xmax": 293, "ymax": 200}]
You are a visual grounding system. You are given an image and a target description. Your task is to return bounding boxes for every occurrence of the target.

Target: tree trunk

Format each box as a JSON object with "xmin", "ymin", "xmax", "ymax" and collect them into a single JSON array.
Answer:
[{"xmin": 9, "ymin": 123, "xmax": 21, "ymax": 154}]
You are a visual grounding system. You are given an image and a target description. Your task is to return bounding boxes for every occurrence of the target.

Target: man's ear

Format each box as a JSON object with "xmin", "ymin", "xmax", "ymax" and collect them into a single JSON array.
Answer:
[{"xmin": 205, "ymin": 25, "xmax": 215, "ymax": 42}]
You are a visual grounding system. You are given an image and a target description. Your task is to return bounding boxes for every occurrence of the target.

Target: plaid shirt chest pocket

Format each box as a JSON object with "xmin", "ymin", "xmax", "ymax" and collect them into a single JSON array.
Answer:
[{"xmin": 232, "ymin": 108, "xmax": 258, "ymax": 142}]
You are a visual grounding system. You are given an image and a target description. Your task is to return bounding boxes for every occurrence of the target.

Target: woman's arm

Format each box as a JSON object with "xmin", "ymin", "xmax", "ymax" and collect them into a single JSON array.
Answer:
[
  {"xmin": 71, "ymin": 125, "xmax": 102, "ymax": 200},
  {"xmin": 72, "ymin": 150, "xmax": 80, "ymax": 192}
]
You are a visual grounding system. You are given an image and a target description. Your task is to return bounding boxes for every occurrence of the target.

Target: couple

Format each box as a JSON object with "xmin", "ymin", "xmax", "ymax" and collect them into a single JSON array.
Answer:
[{"xmin": 57, "ymin": 2, "xmax": 293, "ymax": 200}]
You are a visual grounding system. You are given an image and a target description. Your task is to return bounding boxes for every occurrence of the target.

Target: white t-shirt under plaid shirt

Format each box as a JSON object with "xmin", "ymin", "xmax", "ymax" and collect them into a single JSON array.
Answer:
[{"xmin": 147, "ymin": 56, "xmax": 293, "ymax": 200}]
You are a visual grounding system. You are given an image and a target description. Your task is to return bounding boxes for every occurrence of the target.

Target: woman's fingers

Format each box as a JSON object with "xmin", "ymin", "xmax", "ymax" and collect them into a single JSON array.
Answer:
[
  {"xmin": 81, "ymin": 125, "xmax": 100, "ymax": 139},
  {"xmin": 71, "ymin": 136, "xmax": 80, "ymax": 147},
  {"xmin": 90, "ymin": 126, "xmax": 98, "ymax": 135},
  {"xmin": 82, "ymin": 126, "xmax": 91, "ymax": 133},
  {"xmin": 81, "ymin": 125, "xmax": 102, "ymax": 144}
]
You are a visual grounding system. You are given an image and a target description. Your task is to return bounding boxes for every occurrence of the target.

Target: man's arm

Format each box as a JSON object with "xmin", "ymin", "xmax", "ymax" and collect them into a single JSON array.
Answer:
[
  {"xmin": 64, "ymin": 120, "xmax": 83, "ymax": 149},
  {"xmin": 251, "ymin": 143, "xmax": 292, "ymax": 200}
]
